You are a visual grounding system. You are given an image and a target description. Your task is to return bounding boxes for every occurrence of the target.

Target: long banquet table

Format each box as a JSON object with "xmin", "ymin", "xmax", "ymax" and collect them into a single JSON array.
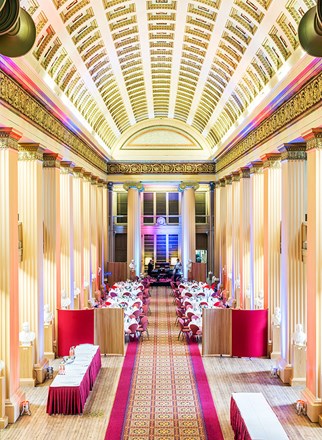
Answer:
[
  {"xmin": 230, "ymin": 392, "xmax": 288, "ymax": 439},
  {"xmin": 46, "ymin": 344, "xmax": 101, "ymax": 415}
]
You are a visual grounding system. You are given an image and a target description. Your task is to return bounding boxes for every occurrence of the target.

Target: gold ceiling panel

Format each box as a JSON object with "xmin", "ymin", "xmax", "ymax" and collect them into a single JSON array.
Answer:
[{"xmin": 15, "ymin": 0, "xmax": 313, "ymax": 157}]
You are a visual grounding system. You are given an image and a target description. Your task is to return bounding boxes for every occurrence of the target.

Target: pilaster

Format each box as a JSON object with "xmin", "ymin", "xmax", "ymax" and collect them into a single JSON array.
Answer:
[
  {"xmin": 73, "ymin": 167, "xmax": 84, "ymax": 309},
  {"xmin": 107, "ymin": 182, "xmax": 114, "ymax": 262},
  {"xmin": 214, "ymin": 182, "xmax": 221, "ymax": 280},
  {"xmin": 225, "ymin": 175, "xmax": 233, "ymax": 296},
  {"xmin": 219, "ymin": 178, "xmax": 227, "ymax": 288},
  {"xmin": 18, "ymin": 143, "xmax": 47, "ymax": 383},
  {"xmin": 0, "ymin": 128, "xmax": 25, "ymax": 422},
  {"xmin": 239, "ymin": 167, "xmax": 250, "ymax": 309},
  {"xmin": 83, "ymin": 172, "xmax": 92, "ymax": 301},
  {"xmin": 103, "ymin": 182, "xmax": 109, "ymax": 274},
  {"xmin": 278, "ymin": 143, "xmax": 307, "ymax": 384},
  {"xmin": 97, "ymin": 179, "xmax": 104, "ymax": 286},
  {"xmin": 91, "ymin": 176, "xmax": 98, "ymax": 292},
  {"xmin": 231, "ymin": 172, "xmax": 241, "ymax": 305}
]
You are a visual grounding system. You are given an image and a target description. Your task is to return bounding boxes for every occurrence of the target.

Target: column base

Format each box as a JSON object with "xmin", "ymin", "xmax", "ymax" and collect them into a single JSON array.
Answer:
[
  {"xmin": 5, "ymin": 388, "xmax": 25, "ymax": 423},
  {"xmin": 278, "ymin": 361, "xmax": 293, "ymax": 384},
  {"xmin": 270, "ymin": 351, "xmax": 281, "ymax": 360},
  {"xmin": 291, "ymin": 377, "xmax": 306, "ymax": 387},
  {"xmin": 44, "ymin": 351, "xmax": 55, "ymax": 360},
  {"xmin": 34, "ymin": 357, "xmax": 49, "ymax": 384},
  {"xmin": 301, "ymin": 387, "xmax": 322, "ymax": 423},
  {"xmin": 19, "ymin": 378, "xmax": 36, "ymax": 387},
  {"xmin": 0, "ymin": 415, "xmax": 8, "ymax": 429}
]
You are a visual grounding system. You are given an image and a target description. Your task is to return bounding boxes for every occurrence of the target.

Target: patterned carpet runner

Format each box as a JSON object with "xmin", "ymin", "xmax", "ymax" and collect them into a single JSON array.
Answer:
[{"xmin": 105, "ymin": 286, "xmax": 223, "ymax": 439}]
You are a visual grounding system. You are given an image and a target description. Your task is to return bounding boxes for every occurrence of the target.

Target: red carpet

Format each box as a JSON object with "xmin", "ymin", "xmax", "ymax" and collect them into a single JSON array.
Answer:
[
  {"xmin": 105, "ymin": 341, "xmax": 138, "ymax": 440},
  {"xmin": 188, "ymin": 340, "xmax": 224, "ymax": 440}
]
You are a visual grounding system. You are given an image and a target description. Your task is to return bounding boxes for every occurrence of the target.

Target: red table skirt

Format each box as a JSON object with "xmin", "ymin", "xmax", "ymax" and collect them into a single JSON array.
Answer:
[
  {"xmin": 230, "ymin": 396, "xmax": 251, "ymax": 440},
  {"xmin": 47, "ymin": 348, "xmax": 101, "ymax": 415}
]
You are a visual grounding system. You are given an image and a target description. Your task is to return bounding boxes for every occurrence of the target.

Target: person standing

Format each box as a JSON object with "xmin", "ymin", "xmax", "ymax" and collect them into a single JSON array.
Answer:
[
  {"xmin": 147, "ymin": 259, "xmax": 154, "ymax": 276},
  {"xmin": 173, "ymin": 258, "xmax": 183, "ymax": 281}
]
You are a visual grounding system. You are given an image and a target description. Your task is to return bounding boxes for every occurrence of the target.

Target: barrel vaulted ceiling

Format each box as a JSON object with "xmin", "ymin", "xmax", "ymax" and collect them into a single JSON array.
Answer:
[{"xmin": 13, "ymin": 0, "xmax": 317, "ymax": 161}]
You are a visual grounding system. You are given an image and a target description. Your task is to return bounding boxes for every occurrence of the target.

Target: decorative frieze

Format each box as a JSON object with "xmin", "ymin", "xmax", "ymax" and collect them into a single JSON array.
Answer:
[
  {"xmin": 107, "ymin": 162, "xmax": 216, "ymax": 175},
  {"xmin": 216, "ymin": 70, "xmax": 322, "ymax": 172},
  {"xmin": 0, "ymin": 70, "xmax": 106, "ymax": 172},
  {"xmin": 278, "ymin": 143, "xmax": 307, "ymax": 161}
]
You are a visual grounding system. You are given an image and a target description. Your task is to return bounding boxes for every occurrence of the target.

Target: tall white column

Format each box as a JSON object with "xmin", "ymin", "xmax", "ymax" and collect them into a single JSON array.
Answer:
[
  {"xmin": 91, "ymin": 176, "xmax": 98, "ymax": 291},
  {"xmin": 60, "ymin": 161, "xmax": 75, "ymax": 308},
  {"xmin": 219, "ymin": 179, "xmax": 227, "ymax": 288},
  {"xmin": 239, "ymin": 167, "xmax": 251, "ymax": 309},
  {"xmin": 43, "ymin": 153, "xmax": 61, "ymax": 344},
  {"xmin": 103, "ymin": 182, "xmax": 108, "ymax": 275},
  {"xmin": 73, "ymin": 167, "xmax": 84, "ymax": 309},
  {"xmin": 301, "ymin": 128, "xmax": 322, "ymax": 421},
  {"xmin": 214, "ymin": 182, "xmax": 221, "ymax": 280},
  {"xmin": 83, "ymin": 172, "xmax": 92, "ymax": 300},
  {"xmin": 125, "ymin": 182, "xmax": 143, "ymax": 277},
  {"xmin": 208, "ymin": 182, "xmax": 215, "ymax": 273},
  {"xmin": 262, "ymin": 154, "xmax": 281, "ymax": 343},
  {"xmin": 0, "ymin": 128, "xmax": 25, "ymax": 424},
  {"xmin": 18, "ymin": 143, "xmax": 47, "ymax": 383},
  {"xmin": 107, "ymin": 182, "xmax": 114, "ymax": 262},
  {"xmin": 249, "ymin": 161, "xmax": 264, "ymax": 310},
  {"xmin": 97, "ymin": 179, "xmax": 104, "ymax": 286},
  {"xmin": 179, "ymin": 182, "xmax": 199, "ymax": 279},
  {"xmin": 278, "ymin": 143, "xmax": 307, "ymax": 384},
  {"xmin": 231, "ymin": 172, "xmax": 241, "ymax": 303},
  {"xmin": 225, "ymin": 175, "xmax": 233, "ymax": 295}
]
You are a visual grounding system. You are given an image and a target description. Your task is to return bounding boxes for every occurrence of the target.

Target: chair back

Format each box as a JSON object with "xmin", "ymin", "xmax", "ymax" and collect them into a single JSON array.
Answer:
[
  {"xmin": 140, "ymin": 316, "xmax": 149, "ymax": 330},
  {"xmin": 190, "ymin": 324, "xmax": 201, "ymax": 335},
  {"xmin": 129, "ymin": 323, "xmax": 138, "ymax": 333}
]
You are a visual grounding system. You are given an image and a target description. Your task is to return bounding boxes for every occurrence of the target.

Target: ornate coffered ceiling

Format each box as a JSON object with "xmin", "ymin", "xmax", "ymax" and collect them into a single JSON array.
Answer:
[{"xmin": 10, "ymin": 0, "xmax": 318, "ymax": 161}]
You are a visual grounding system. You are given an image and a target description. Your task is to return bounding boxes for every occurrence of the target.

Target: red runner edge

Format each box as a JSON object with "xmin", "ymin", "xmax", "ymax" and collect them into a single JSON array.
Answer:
[
  {"xmin": 188, "ymin": 341, "xmax": 224, "ymax": 440},
  {"xmin": 105, "ymin": 341, "xmax": 138, "ymax": 440}
]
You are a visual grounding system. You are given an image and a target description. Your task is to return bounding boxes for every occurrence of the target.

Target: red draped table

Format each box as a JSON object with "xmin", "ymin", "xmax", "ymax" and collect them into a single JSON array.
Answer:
[
  {"xmin": 230, "ymin": 393, "xmax": 288, "ymax": 440},
  {"xmin": 47, "ymin": 344, "xmax": 101, "ymax": 415}
]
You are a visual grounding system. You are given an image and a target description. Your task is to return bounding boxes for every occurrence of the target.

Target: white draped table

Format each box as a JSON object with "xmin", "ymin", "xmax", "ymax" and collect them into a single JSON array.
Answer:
[{"xmin": 230, "ymin": 392, "xmax": 288, "ymax": 439}]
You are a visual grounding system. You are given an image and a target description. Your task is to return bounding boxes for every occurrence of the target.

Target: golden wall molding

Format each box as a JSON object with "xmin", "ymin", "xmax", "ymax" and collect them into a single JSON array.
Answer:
[
  {"xmin": 107, "ymin": 162, "xmax": 216, "ymax": 174},
  {"xmin": 278, "ymin": 143, "xmax": 307, "ymax": 161},
  {"xmin": 0, "ymin": 70, "xmax": 106, "ymax": 172},
  {"xmin": 216, "ymin": 71, "xmax": 322, "ymax": 172}
]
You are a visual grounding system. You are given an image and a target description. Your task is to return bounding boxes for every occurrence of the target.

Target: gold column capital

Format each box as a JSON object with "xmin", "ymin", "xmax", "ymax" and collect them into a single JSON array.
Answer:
[
  {"xmin": 43, "ymin": 153, "xmax": 62, "ymax": 168},
  {"xmin": 123, "ymin": 182, "xmax": 144, "ymax": 192},
  {"xmin": 278, "ymin": 143, "xmax": 307, "ymax": 161},
  {"xmin": 60, "ymin": 161, "xmax": 75, "ymax": 174},
  {"xmin": 261, "ymin": 153, "xmax": 281, "ymax": 169},
  {"xmin": 225, "ymin": 175, "xmax": 232, "ymax": 185},
  {"xmin": 83, "ymin": 172, "xmax": 92, "ymax": 182},
  {"xmin": 97, "ymin": 179, "xmax": 104, "ymax": 187},
  {"xmin": 239, "ymin": 167, "xmax": 250, "ymax": 179},
  {"xmin": 178, "ymin": 181, "xmax": 199, "ymax": 192},
  {"xmin": 73, "ymin": 167, "xmax": 84, "ymax": 178},
  {"xmin": 231, "ymin": 171, "xmax": 241, "ymax": 182},
  {"xmin": 0, "ymin": 127, "xmax": 22, "ymax": 149},
  {"xmin": 249, "ymin": 160, "xmax": 263, "ymax": 174},
  {"xmin": 219, "ymin": 178, "xmax": 226, "ymax": 187},
  {"xmin": 18, "ymin": 143, "xmax": 45, "ymax": 161},
  {"xmin": 91, "ymin": 176, "xmax": 99, "ymax": 185},
  {"xmin": 107, "ymin": 181, "xmax": 114, "ymax": 191},
  {"xmin": 302, "ymin": 128, "xmax": 322, "ymax": 151}
]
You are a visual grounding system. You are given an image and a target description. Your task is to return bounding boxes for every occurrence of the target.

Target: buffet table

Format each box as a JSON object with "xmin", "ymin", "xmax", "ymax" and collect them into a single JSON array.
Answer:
[
  {"xmin": 46, "ymin": 345, "xmax": 101, "ymax": 415},
  {"xmin": 230, "ymin": 393, "xmax": 288, "ymax": 439}
]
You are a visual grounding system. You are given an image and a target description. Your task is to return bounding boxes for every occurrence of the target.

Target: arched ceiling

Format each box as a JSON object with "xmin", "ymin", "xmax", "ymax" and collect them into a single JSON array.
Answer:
[{"xmin": 18, "ymin": 0, "xmax": 315, "ymax": 161}]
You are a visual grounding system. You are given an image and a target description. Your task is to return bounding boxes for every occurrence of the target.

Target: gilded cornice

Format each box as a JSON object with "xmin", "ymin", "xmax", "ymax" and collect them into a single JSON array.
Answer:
[
  {"xmin": 106, "ymin": 162, "xmax": 216, "ymax": 175},
  {"xmin": 123, "ymin": 182, "xmax": 144, "ymax": 192},
  {"xmin": 249, "ymin": 161, "xmax": 263, "ymax": 174},
  {"xmin": 0, "ymin": 128, "xmax": 22, "ymax": 150},
  {"xmin": 231, "ymin": 171, "xmax": 240, "ymax": 182},
  {"xmin": 178, "ymin": 182, "xmax": 200, "ymax": 192},
  {"xmin": 18, "ymin": 144, "xmax": 44, "ymax": 161},
  {"xmin": 278, "ymin": 143, "xmax": 307, "ymax": 161},
  {"xmin": 0, "ymin": 70, "xmax": 106, "ymax": 172},
  {"xmin": 261, "ymin": 153, "xmax": 281, "ymax": 169},
  {"xmin": 91, "ymin": 176, "xmax": 99, "ymax": 185},
  {"xmin": 83, "ymin": 172, "xmax": 92, "ymax": 182},
  {"xmin": 224, "ymin": 175, "xmax": 232, "ymax": 185},
  {"xmin": 303, "ymin": 128, "xmax": 322, "ymax": 151},
  {"xmin": 73, "ymin": 167, "xmax": 84, "ymax": 178},
  {"xmin": 43, "ymin": 153, "xmax": 62, "ymax": 168},
  {"xmin": 219, "ymin": 178, "xmax": 226, "ymax": 187},
  {"xmin": 216, "ymin": 70, "xmax": 322, "ymax": 173},
  {"xmin": 239, "ymin": 167, "xmax": 250, "ymax": 179}
]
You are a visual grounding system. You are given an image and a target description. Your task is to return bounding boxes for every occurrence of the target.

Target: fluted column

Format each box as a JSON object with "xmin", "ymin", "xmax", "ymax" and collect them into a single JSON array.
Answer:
[
  {"xmin": 73, "ymin": 167, "xmax": 84, "ymax": 309},
  {"xmin": 107, "ymin": 182, "xmax": 114, "ymax": 262},
  {"xmin": 179, "ymin": 182, "xmax": 199, "ymax": 279},
  {"xmin": 214, "ymin": 182, "xmax": 221, "ymax": 280},
  {"xmin": 301, "ymin": 128, "xmax": 322, "ymax": 421},
  {"xmin": 262, "ymin": 154, "xmax": 281, "ymax": 343},
  {"xmin": 231, "ymin": 172, "xmax": 241, "ymax": 304},
  {"xmin": 249, "ymin": 161, "xmax": 264, "ymax": 310},
  {"xmin": 83, "ymin": 172, "xmax": 92, "ymax": 300},
  {"xmin": 208, "ymin": 182, "xmax": 215, "ymax": 273},
  {"xmin": 91, "ymin": 176, "xmax": 98, "ymax": 291},
  {"xmin": 18, "ymin": 143, "xmax": 47, "ymax": 381},
  {"xmin": 43, "ymin": 153, "xmax": 61, "ymax": 345},
  {"xmin": 0, "ymin": 128, "xmax": 25, "ymax": 424},
  {"xmin": 60, "ymin": 161, "xmax": 75, "ymax": 308},
  {"xmin": 219, "ymin": 179, "xmax": 227, "ymax": 288},
  {"xmin": 103, "ymin": 182, "xmax": 108, "ymax": 274},
  {"xmin": 278, "ymin": 143, "xmax": 307, "ymax": 384},
  {"xmin": 239, "ymin": 167, "xmax": 250, "ymax": 309},
  {"xmin": 97, "ymin": 180, "xmax": 104, "ymax": 286},
  {"xmin": 225, "ymin": 175, "xmax": 233, "ymax": 295},
  {"xmin": 124, "ymin": 182, "xmax": 143, "ymax": 277}
]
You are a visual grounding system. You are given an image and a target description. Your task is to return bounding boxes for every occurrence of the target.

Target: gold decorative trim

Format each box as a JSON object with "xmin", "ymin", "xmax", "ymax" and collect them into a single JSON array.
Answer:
[
  {"xmin": 261, "ymin": 153, "xmax": 281, "ymax": 169},
  {"xmin": 219, "ymin": 178, "xmax": 226, "ymax": 187},
  {"xmin": 0, "ymin": 128, "xmax": 22, "ymax": 150},
  {"xmin": 107, "ymin": 162, "xmax": 216, "ymax": 174},
  {"xmin": 278, "ymin": 143, "xmax": 307, "ymax": 161},
  {"xmin": 43, "ymin": 153, "xmax": 62, "ymax": 168},
  {"xmin": 18, "ymin": 144, "xmax": 44, "ymax": 161},
  {"xmin": 231, "ymin": 171, "xmax": 240, "ymax": 182},
  {"xmin": 123, "ymin": 182, "xmax": 144, "ymax": 192},
  {"xmin": 225, "ymin": 175, "xmax": 232, "ymax": 185},
  {"xmin": 304, "ymin": 129, "xmax": 322, "ymax": 151},
  {"xmin": 83, "ymin": 172, "xmax": 92, "ymax": 182},
  {"xmin": 73, "ymin": 166, "xmax": 84, "ymax": 178},
  {"xmin": 249, "ymin": 161, "xmax": 263, "ymax": 174},
  {"xmin": 178, "ymin": 181, "xmax": 200, "ymax": 192},
  {"xmin": 60, "ymin": 161, "xmax": 75, "ymax": 174},
  {"xmin": 239, "ymin": 167, "xmax": 250, "ymax": 179},
  {"xmin": 216, "ymin": 70, "xmax": 322, "ymax": 172},
  {"xmin": 0, "ymin": 70, "xmax": 106, "ymax": 172}
]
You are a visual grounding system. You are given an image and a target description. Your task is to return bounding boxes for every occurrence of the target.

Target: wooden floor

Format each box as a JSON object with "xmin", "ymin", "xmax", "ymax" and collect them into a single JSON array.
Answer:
[{"xmin": 2, "ymin": 287, "xmax": 322, "ymax": 440}]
